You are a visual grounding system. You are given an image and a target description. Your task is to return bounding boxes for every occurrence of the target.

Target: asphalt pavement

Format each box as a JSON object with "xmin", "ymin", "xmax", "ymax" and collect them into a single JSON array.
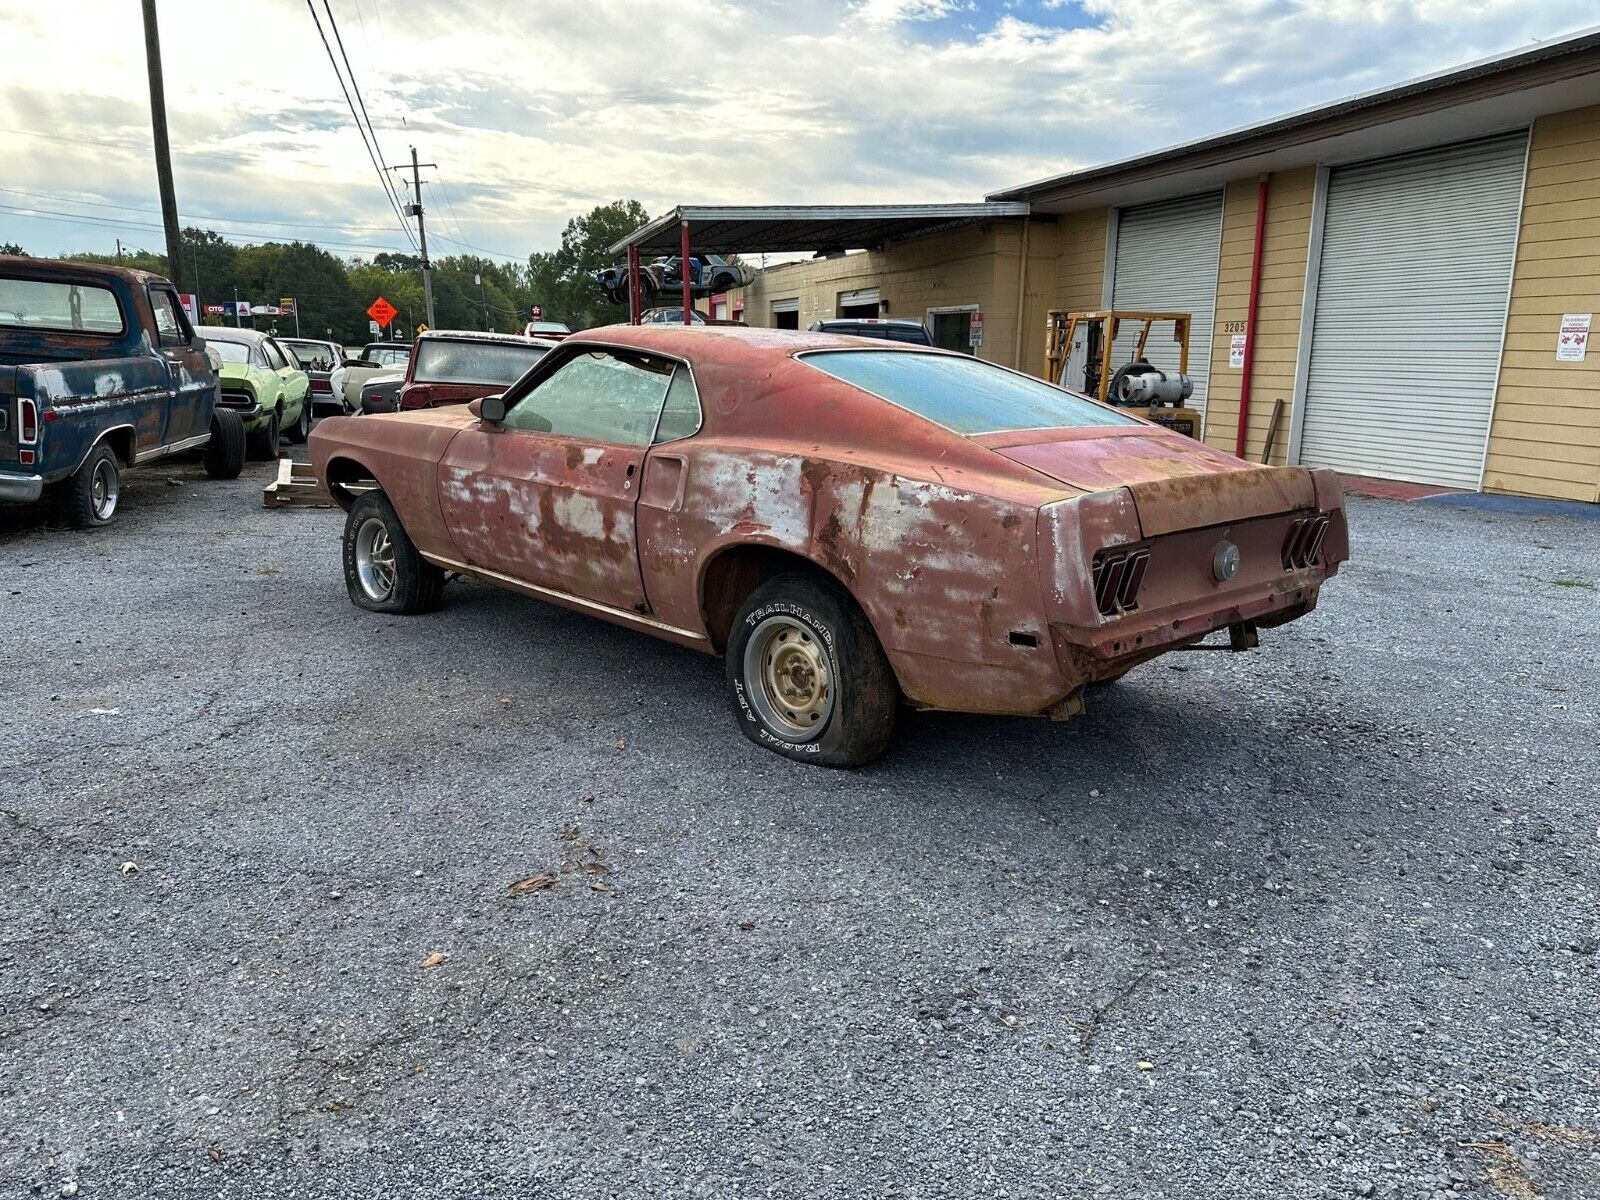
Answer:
[{"xmin": 2, "ymin": 451, "xmax": 1597, "ymax": 1199}]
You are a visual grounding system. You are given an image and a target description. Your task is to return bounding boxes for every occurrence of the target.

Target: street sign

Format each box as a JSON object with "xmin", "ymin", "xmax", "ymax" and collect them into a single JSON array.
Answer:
[
  {"xmin": 177, "ymin": 293, "xmax": 199, "ymax": 324},
  {"xmin": 234, "ymin": 300, "xmax": 252, "ymax": 317},
  {"xmin": 279, "ymin": 297, "xmax": 296, "ymax": 316},
  {"xmin": 369, "ymin": 319, "xmax": 380, "ymax": 336},
  {"xmin": 367, "ymin": 296, "xmax": 398, "ymax": 328},
  {"xmin": 203, "ymin": 304, "xmax": 225, "ymax": 315},
  {"xmin": 530, "ymin": 304, "xmax": 543, "ymax": 321},
  {"xmin": 969, "ymin": 310, "xmax": 984, "ymax": 347}
]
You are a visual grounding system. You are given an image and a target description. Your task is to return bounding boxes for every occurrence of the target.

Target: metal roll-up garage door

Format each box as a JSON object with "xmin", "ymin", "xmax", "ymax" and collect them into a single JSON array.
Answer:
[
  {"xmin": 1298, "ymin": 132, "xmax": 1527, "ymax": 488},
  {"xmin": 1111, "ymin": 191, "xmax": 1223, "ymax": 415}
]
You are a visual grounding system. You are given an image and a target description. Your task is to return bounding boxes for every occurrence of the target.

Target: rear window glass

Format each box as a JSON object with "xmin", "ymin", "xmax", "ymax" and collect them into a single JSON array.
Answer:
[
  {"xmin": 0, "ymin": 277, "xmax": 124, "ymax": 335},
  {"xmin": 414, "ymin": 339, "xmax": 548, "ymax": 387},
  {"xmin": 801, "ymin": 350, "xmax": 1139, "ymax": 434}
]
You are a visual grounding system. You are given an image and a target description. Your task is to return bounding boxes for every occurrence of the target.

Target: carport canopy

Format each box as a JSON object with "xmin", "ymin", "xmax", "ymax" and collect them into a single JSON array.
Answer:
[{"xmin": 606, "ymin": 202, "xmax": 1030, "ymax": 256}]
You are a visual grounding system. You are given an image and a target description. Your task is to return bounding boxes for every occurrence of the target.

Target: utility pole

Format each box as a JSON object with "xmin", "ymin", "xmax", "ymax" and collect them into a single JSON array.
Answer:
[
  {"xmin": 115, "ymin": 238, "xmax": 124, "ymax": 263},
  {"xmin": 389, "ymin": 147, "xmax": 437, "ymax": 328},
  {"xmin": 475, "ymin": 273, "xmax": 490, "ymax": 332},
  {"xmin": 139, "ymin": 0, "xmax": 184, "ymax": 287}
]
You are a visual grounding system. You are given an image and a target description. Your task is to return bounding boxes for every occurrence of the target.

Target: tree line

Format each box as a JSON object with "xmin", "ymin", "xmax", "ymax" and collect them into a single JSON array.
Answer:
[{"xmin": 2, "ymin": 199, "xmax": 652, "ymax": 345}]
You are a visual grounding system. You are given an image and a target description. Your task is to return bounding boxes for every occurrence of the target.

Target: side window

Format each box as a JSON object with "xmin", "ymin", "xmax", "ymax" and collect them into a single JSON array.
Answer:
[
  {"xmin": 504, "ymin": 350, "xmax": 673, "ymax": 447},
  {"xmin": 148, "ymin": 288, "xmax": 189, "ymax": 347},
  {"xmin": 653, "ymin": 366, "xmax": 701, "ymax": 444},
  {"xmin": 263, "ymin": 340, "xmax": 288, "ymax": 370}
]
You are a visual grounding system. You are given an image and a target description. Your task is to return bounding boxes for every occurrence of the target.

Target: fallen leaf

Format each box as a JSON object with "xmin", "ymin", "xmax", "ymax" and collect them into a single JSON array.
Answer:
[
  {"xmin": 590, "ymin": 881, "xmax": 610, "ymax": 893},
  {"xmin": 582, "ymin": 861, "xmax": 610, "ymax": 875},
  {"xmin": 615, "ymin": 738, "xmax": 626, "ymax": 750},
  {"xmin": 582, "ymin": 795, "xmax": 595, "ymax": 804},
  {"xmin": 1137, "ymin": 1060, "xmax": 1155, "ymax": 1071},
  {"xmin": 507, "ymin": 872, "xmax": 557, "ymax": 897},
  {"xmin": 205, "ymin": 1147, "xmax": 222, "ymax": 1163},
  {"xmin": 419, "ymin": 952, "xmax": 446, "ymax": 969},
  {"xmin": 738, "ymin": 921, "xmax": 756, "ymax": 932}
]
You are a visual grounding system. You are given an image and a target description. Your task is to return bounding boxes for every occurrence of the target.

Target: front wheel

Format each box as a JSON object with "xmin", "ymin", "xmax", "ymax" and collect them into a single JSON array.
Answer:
[
  {"xmin": 248, "ymin": 410, "xmax": 281, "ymax": 461},
  {"xmin": 202, "ymin": 409, "xmax": 246, "ymax": 479},
  {"xmin": 726, "ymin": 573, "xmax": 898, "ymax": 768},
  {"xmin": 60, "ymin": 444, "xmax": 120, "ymax": 528},
  {"xmin": 342, "ymin": 491, "xmax": 445, "ymax": 614}
]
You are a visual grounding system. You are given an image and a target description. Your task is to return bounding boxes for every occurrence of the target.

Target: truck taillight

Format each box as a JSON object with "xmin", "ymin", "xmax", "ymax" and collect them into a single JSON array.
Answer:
[{"xmin": 18, "ymin": 398, "xmax": 38, "ymax": 444}]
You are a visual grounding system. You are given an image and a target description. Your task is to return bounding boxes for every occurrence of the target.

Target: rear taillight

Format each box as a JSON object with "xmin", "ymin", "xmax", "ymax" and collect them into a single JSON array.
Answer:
[
  {"xmin": 1282, "ymin": 514, "xmax": 1330, "ymax": 570},
  {"xmin": 311, "ymin": 378, "xmax": 332, "ymax": 393},
  {"xmin": 19, "ymin": 398, "xmax": 38, "ymax": 444},
  {"xmin": 1092, "ymin": 547, "xmax": 1150, "ymax": 616}
]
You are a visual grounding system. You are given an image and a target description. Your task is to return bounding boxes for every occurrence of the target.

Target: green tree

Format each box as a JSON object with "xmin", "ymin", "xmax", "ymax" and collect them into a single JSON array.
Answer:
[
  {"xmin": 1, "ymin": 242, "xmax": 26, "ymax": 256},
  {"xmin": 526, "ymin": 199, "xmax": 649, "ymax": 330}
]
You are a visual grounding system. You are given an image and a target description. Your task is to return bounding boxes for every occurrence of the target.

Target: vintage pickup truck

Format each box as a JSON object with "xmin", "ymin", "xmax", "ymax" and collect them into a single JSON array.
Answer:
[{"xmin": 0, "ymin": 257, "xmax": 245, "ymax": 526}]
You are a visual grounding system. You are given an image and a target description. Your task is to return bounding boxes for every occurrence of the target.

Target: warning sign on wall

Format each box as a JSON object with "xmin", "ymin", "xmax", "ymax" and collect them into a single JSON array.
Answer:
[
  {"xmin": 1557, "ymin": 313, "xmax": 1591, "ymax": 362},
  {"xmin": 1229, "ymin": 333, "xmax": 1247, "ymax": 369},
  {"xmin": 969, "ymin": 311, "xmax": 984, "ymax": 347}
]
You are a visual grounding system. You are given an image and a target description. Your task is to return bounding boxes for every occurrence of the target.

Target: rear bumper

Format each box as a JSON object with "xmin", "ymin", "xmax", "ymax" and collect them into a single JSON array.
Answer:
[{"xmin": 0, "ymin": 472, "xmax": 45, "ymax": 503}]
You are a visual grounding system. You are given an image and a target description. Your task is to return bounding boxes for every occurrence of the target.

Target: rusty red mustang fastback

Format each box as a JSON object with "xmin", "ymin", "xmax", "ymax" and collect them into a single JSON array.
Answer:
[{"xmin": 309, "ymin": 326, "xmax": 1348, "ymax": 766}]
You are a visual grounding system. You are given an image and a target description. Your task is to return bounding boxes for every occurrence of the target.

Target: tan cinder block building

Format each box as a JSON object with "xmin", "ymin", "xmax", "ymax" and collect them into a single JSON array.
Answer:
[{"xmin": 726, "ymin": 29, "xmax": 1600, "ymax": 502}]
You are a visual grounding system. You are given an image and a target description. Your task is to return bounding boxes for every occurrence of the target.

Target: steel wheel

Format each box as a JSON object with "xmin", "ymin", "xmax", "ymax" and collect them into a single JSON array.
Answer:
[
  {"xmin": 354, "ymin": 516, "xmax": 397, "ymax": 602},
  {"xmin": 91, "ymin": 456, "xmax": 119, "ymax": 521},
  {"xmin": 742, "ymin": 614, "xmax": 835, "ymax": 743}
]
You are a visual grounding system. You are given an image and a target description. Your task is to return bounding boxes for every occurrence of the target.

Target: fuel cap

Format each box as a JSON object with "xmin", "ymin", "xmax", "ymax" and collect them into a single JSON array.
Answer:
[{"xmin": 1213, "ymin": 540, "xmax": 1241, "ymax": 582}]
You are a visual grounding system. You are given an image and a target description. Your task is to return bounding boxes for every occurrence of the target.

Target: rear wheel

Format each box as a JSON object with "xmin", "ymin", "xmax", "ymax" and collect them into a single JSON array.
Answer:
[
  {"xmin": 725, "ymin": 572, "xmax": 898, "ymax": 768},
  {"xmin": 202, "ymin": 409, "xmax": 246, "ymax": 479},
  {"xmin": 60, "ymin": 444, "xmax": 120, "ymax": 528},
  {"xmin": 248, "ymin": 409, "xmax": 281, "ymax": 461},
  {"xmin": 284, "ymin": 397, "xmax": 311, "ymax": 444},
  {"xmin": 342, "ymin": 491, "xmax": 445, "ymax": 614}
]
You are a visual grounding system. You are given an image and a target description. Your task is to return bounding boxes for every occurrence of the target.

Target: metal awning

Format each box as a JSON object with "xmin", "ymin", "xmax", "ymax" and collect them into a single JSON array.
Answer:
[{"xmin": 607, "ymin": 203, "xmax": 1030, "ymax": 256}]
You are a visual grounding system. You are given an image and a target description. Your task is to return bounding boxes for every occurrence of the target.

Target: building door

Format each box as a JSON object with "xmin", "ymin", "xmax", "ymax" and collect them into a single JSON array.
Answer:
[
  {"xmin": 838, "ymin": 288, "xmax": 879, "ymax": 319},
  {"xmin": 1297, "ymin": 132, "xmax": 1527, "ymax": 489},
  {"xmin": 930, "ymin": 308, "xmax": 976, "ymax": 354},
  {"xmin": 771, "ymin": 298, "xmax": 800, "ymax": 330},
  {"xmin": 1110, "ymin": 191, "xmax": 1224, "ymax": 417}
]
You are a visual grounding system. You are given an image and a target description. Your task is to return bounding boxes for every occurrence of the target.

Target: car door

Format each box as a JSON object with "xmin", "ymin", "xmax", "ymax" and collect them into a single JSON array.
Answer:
[
  {"xmin": 436, "ymin": 346, "xmax": 677, "ymax": 611},
  {"xmin": 147, "ymin": 285, "xmax": 212, "ymax": 446},
  {"xmin": 264, "ymin": 337, "xmax": 308, "ymax": 420}
]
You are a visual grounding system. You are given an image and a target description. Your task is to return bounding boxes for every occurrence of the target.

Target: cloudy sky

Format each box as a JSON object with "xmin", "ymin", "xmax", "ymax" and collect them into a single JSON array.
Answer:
[{"xmin": 0, "ymin": 0, "xmax": 1590, "ymax": 263}]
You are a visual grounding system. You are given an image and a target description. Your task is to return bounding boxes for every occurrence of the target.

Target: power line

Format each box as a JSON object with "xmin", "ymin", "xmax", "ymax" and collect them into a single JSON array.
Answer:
[
  {"xmin": 0, "ymin": 186, "xmax": 406, "ymax": 237},
  {"xmin": 0, "ymin": 202, "xmax": 419, "ymax": 257},
  {"xmin": 304, "ymin": 0, "xmax": 416, "ymax": 251},
  {"xmin": 321, "ymin": 1, "xmax": 407, "ymax": 228}
]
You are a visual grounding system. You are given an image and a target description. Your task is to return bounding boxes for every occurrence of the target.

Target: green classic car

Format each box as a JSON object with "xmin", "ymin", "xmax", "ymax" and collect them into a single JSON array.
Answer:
[{"xmin": 203, "ymin": 327, "xmax": 312, "ymax": 459}]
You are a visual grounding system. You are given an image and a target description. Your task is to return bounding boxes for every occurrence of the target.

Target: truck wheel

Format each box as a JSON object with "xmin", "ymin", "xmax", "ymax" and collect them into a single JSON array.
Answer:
[
  {"xmin": 202, "ymin": 409, "xmax": 246, "ymax": 480},
  {"xmin": 342, "ymin": 491, "xmax": 445, "ymax": 615},
  {"xmin": 60, "ymin": 444, "xmax": 121, "ymax": 528},
  {"xmin": 284, "ymin": 398, "xmax": 311, "ymax": 444},
  {"xmin": 248, "ymin": 410, "xmax": 281, "ymax": 461},
  {"xmin": 726, "ymin": 572, "xmax": 898, "ymax": 768}
]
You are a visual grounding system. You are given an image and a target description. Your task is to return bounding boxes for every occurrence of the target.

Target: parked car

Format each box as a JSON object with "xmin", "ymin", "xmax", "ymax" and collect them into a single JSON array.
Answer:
[
  {"xmin": 332, "ymin": 342, "xmax": 412, "ymax": 412},
  {"xmin": 279, "ymin": 337, "xmax": 344, "ymax": 414},
  {"xmin": 594, "ymin": 254, "xmax": 752, "ymax": 305},
  {"xmin": 309, "ymin": 327, "xmax": 1349, "ymax": 767},
  {"xmin": 203, "ymin": 327, "xmax": 312, "ymax": 460},
  {"xmin": 0, "ymin": 257, "xmax": 245, "ymax": 526},
  {"xmin": 379, "ymin": 329, "xmax": 558, "ymax": 413},
  {"xmin": 640, "ymin": 307, "xmax": 708, "ymax": 324},
  {"xmin": 524, "ymin": 320, "xmax": 572, "ymax": 340},
  {"xmin": 358, "ymin": 372, "xmax": 407, "ymax": 416},
  {"xmin": 808, "ymin": 318, "xmax": 932, "ymax": 345}
]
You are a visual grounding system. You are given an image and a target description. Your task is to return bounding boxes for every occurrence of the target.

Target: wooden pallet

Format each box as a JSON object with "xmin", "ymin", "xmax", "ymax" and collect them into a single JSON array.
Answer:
[{"xmin": 262, "ymin": 458, "xmax": 335, "ymax": 509}]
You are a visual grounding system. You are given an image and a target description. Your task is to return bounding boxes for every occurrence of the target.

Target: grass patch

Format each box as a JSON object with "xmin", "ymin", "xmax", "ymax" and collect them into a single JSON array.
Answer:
[{"xmin": 1552, "ymin": 578, "xmax": 1595, "ymax": 590}]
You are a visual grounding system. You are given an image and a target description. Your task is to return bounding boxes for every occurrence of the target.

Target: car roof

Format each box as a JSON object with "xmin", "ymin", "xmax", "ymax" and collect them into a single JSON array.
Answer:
[
  {"xmin": 417, "ymin": 328, "xmax": 546, "ymax": 345},
  {"xmin": 0, "ymin": 254, "xmax": 171, "ymax": 290},
  {"xmin": 203, "ymin": 326, "xmax": 271, "ymax": 345},
  {"xmin": 815, "ymin": 318, "xmax": 927, "ymax": 329}
]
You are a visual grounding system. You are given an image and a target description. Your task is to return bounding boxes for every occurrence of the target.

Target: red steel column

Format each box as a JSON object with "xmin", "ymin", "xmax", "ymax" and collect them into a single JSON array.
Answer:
[
  {"xmin": 680, "ymin": 221, "xmax": 692, "ymax": 324},
  {"xmin": 1235, "ymin": 174, "xmax": 1270, "ymax": 459},
  {"xmin": 628, "ymin": 244, "xmax": 641, "ymax": 325}
]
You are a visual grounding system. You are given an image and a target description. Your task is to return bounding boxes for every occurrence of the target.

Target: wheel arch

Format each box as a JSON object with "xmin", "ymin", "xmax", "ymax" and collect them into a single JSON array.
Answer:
[
  {"xmin": 323, "ymin": 453, "xmax": 383, "ymax": 511},
  {"xmin": 697, "ymin": 541, "xmax": 887, "ymax": 659}
]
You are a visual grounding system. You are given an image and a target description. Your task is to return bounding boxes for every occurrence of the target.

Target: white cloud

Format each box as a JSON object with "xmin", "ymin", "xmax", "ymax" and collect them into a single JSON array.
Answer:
[{"xmin": 0, "ymin": 0, "xmax": 1588, "ymax": 260}]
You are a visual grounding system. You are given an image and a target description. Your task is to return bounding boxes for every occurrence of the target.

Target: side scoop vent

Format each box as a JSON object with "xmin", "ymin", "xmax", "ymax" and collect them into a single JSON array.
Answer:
[{"xmin": 1092, "ymin": 548, "xmax": 1150, "ymax": 617}]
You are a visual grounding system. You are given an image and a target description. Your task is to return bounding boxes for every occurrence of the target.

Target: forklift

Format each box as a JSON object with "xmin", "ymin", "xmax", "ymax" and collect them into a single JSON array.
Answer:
[{"xmin": 1044, "ymin": 309, "xmax": 1201, "ymax": 438}]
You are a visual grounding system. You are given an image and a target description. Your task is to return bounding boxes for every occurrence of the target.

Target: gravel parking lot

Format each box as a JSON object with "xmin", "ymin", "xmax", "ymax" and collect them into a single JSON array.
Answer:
[{"xmin": 2, "ymin": 453, "xmax": 1597, "ymax": 1199}]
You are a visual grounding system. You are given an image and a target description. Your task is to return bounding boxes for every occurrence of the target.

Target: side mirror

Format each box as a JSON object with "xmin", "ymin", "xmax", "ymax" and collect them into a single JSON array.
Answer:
[{"xmin": 479, "ymin": 394, "xmax": 507, "ymax": 423}]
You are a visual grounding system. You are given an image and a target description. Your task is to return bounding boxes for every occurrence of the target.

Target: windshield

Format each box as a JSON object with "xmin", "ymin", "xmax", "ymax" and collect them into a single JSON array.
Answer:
[
  {"xmin": 413, "ymin": 339, "xmax": 549, "ymax": 386},
  {"xmin": 801, "ymin": 350, "xmax": 1140, "ymax": 435},
  {"xmin": 364, "ymin": 345, "xmax": 410, "ymax": 366},
  {"xmin": 0, "ymin": 277, "xmax": 124, "ymax": 334},
  {"xmin": 527, "ymin": 322, "xmax": 571, "ymax": 334},
  {"xmin": 209, "ymin": 339, "xmax": 252, "ymax": 364}
]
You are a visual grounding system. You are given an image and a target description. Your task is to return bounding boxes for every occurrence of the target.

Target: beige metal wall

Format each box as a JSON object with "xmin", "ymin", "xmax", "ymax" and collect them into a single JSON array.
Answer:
[
  {"xmin": 1483, "ymin": 104, "xmax": 1600, "ymax": 502},
  {"xmin": 1201, "ymin": 169, "xmax": 1316, "ymax": 465}
]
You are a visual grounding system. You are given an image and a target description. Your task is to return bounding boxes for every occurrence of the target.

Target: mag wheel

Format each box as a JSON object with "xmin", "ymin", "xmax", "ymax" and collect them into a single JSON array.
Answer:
[{"xmin": 341, "ymin": 491, "xmax": 445, "ymax": 615}]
